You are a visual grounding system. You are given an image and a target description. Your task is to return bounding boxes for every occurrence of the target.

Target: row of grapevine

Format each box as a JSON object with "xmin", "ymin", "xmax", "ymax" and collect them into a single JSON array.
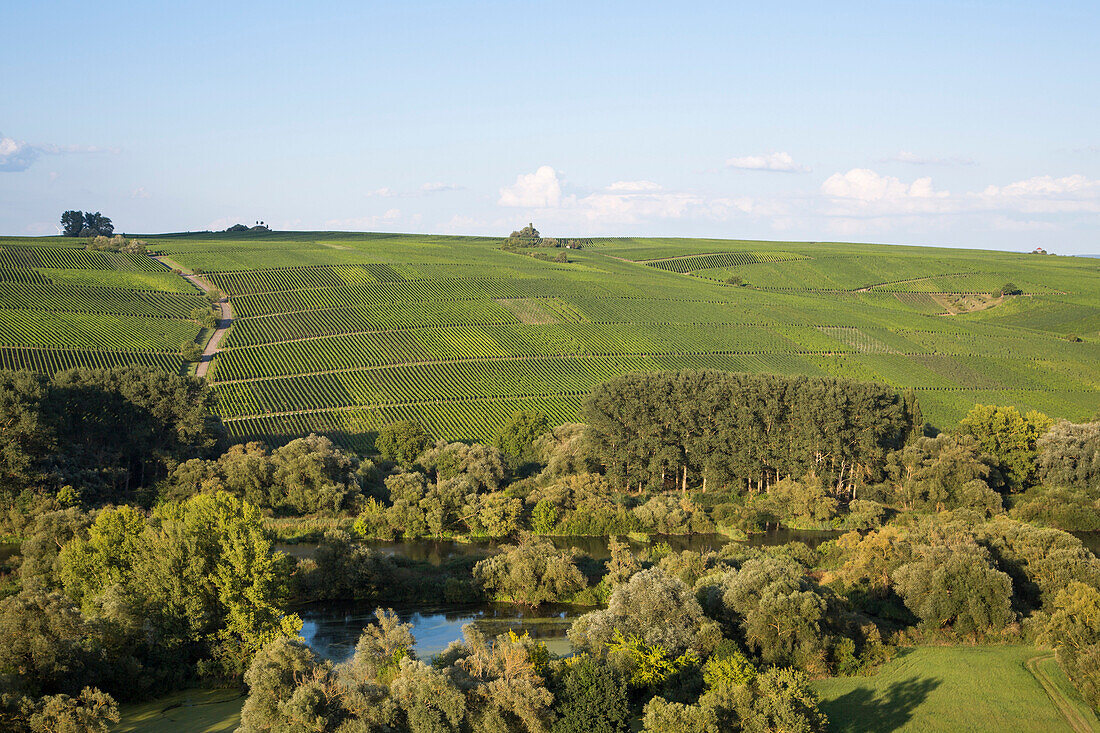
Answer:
[
  {"xmin": 224, "ymin": 299, "xmax": 521, "ymax": 347},
  {"xmin": 212, "ymin": 322, "xmax": 806, "ymax": 381},
  {"xmin": 0, "ymin": 267, "xmax": 52, "ymax": 285},
  {"xmin": 222, "ymin": 394, "xmax": 585, "ymax": 447},
  {"xmin": 0, "ymin": 347, "xmax": 184, "ymax": 374},
  {"xmin": 644, "ymin": 251, "xmax": 805, "ymax": 273},
  {"xmin": 0, "ymin": 310, "xmax": 200, "ymax": 351},
  {"xmin": 0, "ymin": 246, "xmax": 162, "ymax": 271},
  {"xmin": 816, "ymin": 327, "xmax": 896, "ymax": 354},
  {"xmin": 206, "ymin": 263, "xmax": 407, "ymax": 295},
  {"xmin": 230, "ymin": 277, "xmax": 559, "ymax": 318},
  {"xmin": 213, "ymin": 351, "xmax": 834, "ymax": 419},
  {"xmin": 213, "ymin": 355, "xmax": 661, "ymax": 417},
  {"xmin": 0, "ymin": 283, "xmax": 206, "ymax": 319}
]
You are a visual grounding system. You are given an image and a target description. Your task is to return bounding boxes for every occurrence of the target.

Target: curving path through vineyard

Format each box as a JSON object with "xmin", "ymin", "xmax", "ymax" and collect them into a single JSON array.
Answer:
[{"xmin": 153, "ymin": 255, "xmax": 233, "ymax": 379}]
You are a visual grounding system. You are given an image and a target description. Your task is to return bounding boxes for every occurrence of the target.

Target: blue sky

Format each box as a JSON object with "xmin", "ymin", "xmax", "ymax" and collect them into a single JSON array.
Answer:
[{"xmin": 2, "ymin": 1, "xmax": 1098, "ymax": 252}]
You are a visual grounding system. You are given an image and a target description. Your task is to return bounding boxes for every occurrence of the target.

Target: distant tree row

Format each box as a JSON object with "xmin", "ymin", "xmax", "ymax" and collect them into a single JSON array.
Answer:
[
  {"xmin": 60, "ymin": 210, "xmax": 113, "ymax": 237},
  {"xmin": 583, "ymin": 370, "xmax": 923, "ymax": 495}
]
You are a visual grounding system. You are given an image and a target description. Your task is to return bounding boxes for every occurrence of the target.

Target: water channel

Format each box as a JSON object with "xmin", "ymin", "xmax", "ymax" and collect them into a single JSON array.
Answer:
[{"xmin": 294, "ymin": 529, "xmax": 842, "ymax": 661}]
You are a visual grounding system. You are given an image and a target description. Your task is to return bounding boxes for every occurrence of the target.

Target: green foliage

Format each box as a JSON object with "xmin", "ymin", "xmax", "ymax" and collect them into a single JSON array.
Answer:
[
  {"xmin": 893, "ymin": 543, "xmax": 1014, "ymax": 638},
  {"xmin": 293, "ymin": 530, "xmax": 395, "ymax": 601},
  {"xmin": 884, "ymin": 434, "xmax": 1004, "ymax": 512},
  {"xmin": 496, "ymin": 409, "xmax": 551, "ymax": 464},
  {"xmin": 23, "ymin": 687, "xmax": 120, "ymax": 733},
  {"xmin": 530, "ymin": 498, "xmax": 558, "ymax": 534},
  {"xmin": 569, "ymin": 567, "xmax": 722, "ymax": 658},
  {"xmin": 52, "ymin": 492, "xmax": 300, "ymax": 681},
  {"xmin": 60, "ymin": 211, "xmax": 84, "ymax": 237},
  {"xmin": 375, "ymin": 420, "xmax": 433, "ymax": 465},
  {"xmin": 958, "ymin": 404, "xmax": 1051, "ymax": 490},
  {"xmin": 584, "ymin": 370, "xmax": 920, "ymax": 493},
  {"xmin": 606, "ymin": 628, "xmax": 699, "ymax": 688},
  {"xmin": 1037, "ymin": 420, "xmax": 1100, "ymax": 490},
  {"xmin": 165, "ymin": 435, "xmax": 362, "ymax": 515},
  {"xmin": 702, "ymin": 646, "xmax": 756, "ymax": 690},
  {"xmin": 734, "ymin": 666, "xmax": 828, "ymax": 733},
  {"xmin": 348, "ymin": 608, "xmax": 416, "ymax": 681},
  {"xmin": 550, "ymin": 657, "xmax": 630, "ymax": 733},
  {"xmin": 472, "ymin": 536, "xmax": 586, "ymax": 605},
  {"xmin": 704, "ymin": 556, "xmax": 835, "ymax": 671},
  {"xmin": 1010, "ymin": 485, "xmax": 1100, "ymax": 531},
  {"xmin": 0, "ymin": 367, "xmax": 220, "ymax": 507}
]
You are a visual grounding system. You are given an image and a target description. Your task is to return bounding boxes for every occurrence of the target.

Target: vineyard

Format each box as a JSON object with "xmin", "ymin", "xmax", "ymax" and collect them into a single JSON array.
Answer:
[
  {"xmin": 0, "ymin": 238, "xmax": 200, "ymax": 375},
  {"xmin": 3, "ymin": 231, "xmax": 1099, "ymax": 448}
]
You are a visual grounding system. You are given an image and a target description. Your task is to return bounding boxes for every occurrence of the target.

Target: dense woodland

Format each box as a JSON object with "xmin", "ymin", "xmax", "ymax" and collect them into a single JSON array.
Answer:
[{"xmin": 1, "ymin": 367, "xmax": 1099, "ymax": 731}]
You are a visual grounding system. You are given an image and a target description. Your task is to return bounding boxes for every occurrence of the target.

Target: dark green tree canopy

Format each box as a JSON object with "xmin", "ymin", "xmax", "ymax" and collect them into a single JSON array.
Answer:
[
  {"xmin": 583, "ymin": 370, "xmax": 921, "ymax": 493},
  {"xmin": 375, "ymin": 420, "xmax": 433, "ymax": 465}
]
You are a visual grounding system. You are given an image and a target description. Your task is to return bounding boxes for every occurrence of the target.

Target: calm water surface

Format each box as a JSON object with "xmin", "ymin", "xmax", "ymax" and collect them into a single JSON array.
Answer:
[
  {"xmin": 288, "ymin": 529, "xmax": 844, "ymax": 661},
  {"xmin": 298, "ymin": 601, "xmax": 581, "ymax": 662}
]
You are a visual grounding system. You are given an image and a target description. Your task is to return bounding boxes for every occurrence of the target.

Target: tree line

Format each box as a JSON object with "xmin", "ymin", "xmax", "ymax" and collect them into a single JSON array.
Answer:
[{"xmin": 583, "ymin": 370, "xmax": 923, "ymax": 495}]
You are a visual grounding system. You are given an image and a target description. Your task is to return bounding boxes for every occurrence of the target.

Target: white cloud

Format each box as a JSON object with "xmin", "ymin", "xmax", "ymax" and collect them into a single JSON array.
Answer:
[
  {"xmin": 0, "ymin": 135, "xmax": 39, "ymax": 172},
  {"xmin": 498, "ymin": 165, "xmax": 563, "ymax": 207},
  {"xmin": 491, "ymin": 164, "xmax": 1100, "ymax": 241},
  {"xmin": 607, "ymin": 180, "xmax": 662, "ymax": 192},
  {"xmin": 367, "ymin": 183, "xmax": 463, "ymax": 198},
  {"xmin": 725, "ymin": 152, "xmax": 809, "ymax": 173},
  {"xmin": 887, "ymin": 151, "xmax": 975, "ymax": 166},
  {"xmin": 821, "ymin": 168, "xmax": 949, "ymax": 203},
  {"xmin": 420, "ymin": 182, "xmax": 462, "ymax": 193},
  {"xmin": 979, "ymin": 174, "xmax": 1100, "ymax": 213},
  {"xmin": 0, "ymin": 133, "xmax": 116, "ymax": 172},
  {"xmin": 131, "ymin": 187, "xmax": 150, "ymax": 199}
]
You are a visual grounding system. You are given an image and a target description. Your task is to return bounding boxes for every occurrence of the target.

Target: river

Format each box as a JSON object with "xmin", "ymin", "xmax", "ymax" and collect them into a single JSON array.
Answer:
[{"xmin": 290, "ymin": 529, "xmax": 843, "ymax": 661}]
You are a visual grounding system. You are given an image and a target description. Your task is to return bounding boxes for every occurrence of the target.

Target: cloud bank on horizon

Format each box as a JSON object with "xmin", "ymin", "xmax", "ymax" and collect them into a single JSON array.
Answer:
[{"xmin": 1, "ymin": 2, "xmax": 1097, "ymax": 252}]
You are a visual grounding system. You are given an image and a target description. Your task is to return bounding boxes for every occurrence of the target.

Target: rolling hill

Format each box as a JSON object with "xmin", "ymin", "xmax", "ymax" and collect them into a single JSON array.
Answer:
[{"xmin": 2, "ymin": 232, "xmax": 1098, "ymax": 451}]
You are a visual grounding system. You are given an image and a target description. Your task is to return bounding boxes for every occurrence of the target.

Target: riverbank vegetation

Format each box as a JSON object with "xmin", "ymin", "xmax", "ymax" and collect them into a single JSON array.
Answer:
[{"xmin": 2, "ymin": 366, "xmax": 1100, "ymax": 730}]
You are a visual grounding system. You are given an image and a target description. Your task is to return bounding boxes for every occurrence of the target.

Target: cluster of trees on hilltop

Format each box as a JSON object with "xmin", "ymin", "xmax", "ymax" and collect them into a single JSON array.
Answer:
[
  {"xmin": 59, "ymin": 210, "xmax": 113, "ymax": 237},
  {"xmin": 84, "ymin": 234, "xmax": 146, "ymax": 253},
  {"xmin": 220, "ymin": 221, "xmax": 270, "ymax": 233},
  {"xmin": 503, "ymin": 223, "xmax": 588, "ymax": 261}
]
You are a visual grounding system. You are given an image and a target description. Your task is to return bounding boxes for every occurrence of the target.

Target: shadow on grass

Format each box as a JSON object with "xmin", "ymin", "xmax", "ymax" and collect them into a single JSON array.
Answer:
[{"xmin": 820, "ymin": 675, "xmax": 942, "ymax": 733}]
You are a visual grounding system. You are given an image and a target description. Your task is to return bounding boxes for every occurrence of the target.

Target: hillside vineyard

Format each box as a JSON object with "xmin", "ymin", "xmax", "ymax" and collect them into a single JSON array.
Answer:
[{"xmin": 0, "ymin": 232, "xmax": 1097, "ymax": 449}]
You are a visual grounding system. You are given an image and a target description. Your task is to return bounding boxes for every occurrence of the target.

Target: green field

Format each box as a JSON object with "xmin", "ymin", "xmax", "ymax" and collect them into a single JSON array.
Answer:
[
  {"xmin": 114, "ymin": 647, "xmax": 1098, "ymax": 733},
  {"xmin": 3, "ymin": 232, "xmax": 1099, "ymax": 450},
  {"xmin": 114, "ymin": 688, "xmax": 243, "ymax": 733},
  {"xmin": 815, "ymin": 646, "xmax": 1099, "ymax": 733}
]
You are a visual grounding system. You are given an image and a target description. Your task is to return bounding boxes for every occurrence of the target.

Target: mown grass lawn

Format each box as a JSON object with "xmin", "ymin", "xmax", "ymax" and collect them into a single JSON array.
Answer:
[
  {"xmin": 114, "ymin": 688, "xmax": 243, "ymax": 733},
  {"xmin": 814, "ymin": 645, "xmax": 1100, "ymax": 733}
]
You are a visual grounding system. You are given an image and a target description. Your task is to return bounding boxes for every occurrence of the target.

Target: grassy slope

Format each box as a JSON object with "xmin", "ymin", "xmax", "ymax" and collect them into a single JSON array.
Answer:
[{"xmin": 814, "ymin": 646, "xmax": 1100, "ymax": 733}]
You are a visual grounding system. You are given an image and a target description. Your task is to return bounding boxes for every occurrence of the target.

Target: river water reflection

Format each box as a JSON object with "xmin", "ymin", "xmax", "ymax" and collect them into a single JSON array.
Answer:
[
  {"xmin": 291, "ymin": 529, "xmax": 843, "ymax": 662},
  {"xmin": 298, "ymin": 601, "xmax": 581, "ymax": 662}
]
